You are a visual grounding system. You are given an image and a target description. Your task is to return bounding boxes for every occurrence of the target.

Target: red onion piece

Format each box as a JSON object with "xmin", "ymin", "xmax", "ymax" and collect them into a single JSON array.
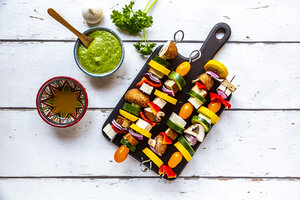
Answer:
[
  {"xmin": 217, "ymin": 89, "xmax": 227, "ymax": 99},
  {"xmin": 185, "ymin": 134, "xmax": 197, "ymax": 146},
  {"xmin": 129, "ymin": 128, "xmax": 143, "ymax": 140},
  {"xmin": 206, "ymin": 71, "xmax": 219, "ymax": 79},
  {"xmin": 145, "ymin": 73, "xmax": 161, "ymax": 84},
  {"xmin": 150, "ymin": 146, "xmax": 162, "ymax": 157},
  {"xmin": 162, "ymin": 85, "xmax": 175, "ymax": 97},
  {"xmin": 112, "ymin": 119, "xmax": 127, "ymax": 132}
]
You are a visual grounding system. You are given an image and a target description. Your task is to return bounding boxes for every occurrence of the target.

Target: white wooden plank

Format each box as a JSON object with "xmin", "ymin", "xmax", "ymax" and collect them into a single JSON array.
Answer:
[
  {"xmin": 0, "ymin": 42, "xmax": 300, "ymax": 109},
  {"xmin": 0, "ymin": 178, "xmax": 300, "ymax": 200},
  {"xmin": 1, "ymin": 0, "xmax": 300, "ymax": 41},
  {"xmin": 1, "ymin": 109, "xmax": 299, "ymax": 177}
]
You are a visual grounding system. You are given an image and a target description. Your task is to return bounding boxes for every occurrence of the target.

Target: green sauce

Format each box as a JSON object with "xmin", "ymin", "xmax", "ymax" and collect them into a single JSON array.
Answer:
[{"xmin": 78, "ymin": 30, "xmax": 122, "ymax": 74}]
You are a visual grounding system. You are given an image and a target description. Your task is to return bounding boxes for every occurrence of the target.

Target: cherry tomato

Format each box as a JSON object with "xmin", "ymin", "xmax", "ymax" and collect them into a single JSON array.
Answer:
[
  {"xmin": 114, "ymin": 145, "xmax": 129, "ymax": 163},
  {"xmin": 176, "ymin": 61, "xmax": 191, "ymax": 77},
  {"xmin": 208, "ymin": 99, "xmax": 221, "ymax": 113},
  {"xmin": 179, "ymin": 103, "xmax": 193, "ymax": 119},
  {"xmin": 168, "ymin": 151, "xmax": 183, "ymax": 168}
]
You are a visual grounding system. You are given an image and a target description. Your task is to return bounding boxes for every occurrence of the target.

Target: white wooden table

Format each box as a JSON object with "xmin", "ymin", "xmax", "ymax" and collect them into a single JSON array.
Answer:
[{"xmin": 1, "ymin": 0, "xmax": 300, "ymax": 199}]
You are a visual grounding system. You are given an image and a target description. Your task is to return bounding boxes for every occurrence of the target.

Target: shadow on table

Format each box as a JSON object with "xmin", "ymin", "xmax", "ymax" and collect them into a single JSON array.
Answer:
[{"xmin": 50, "ymin": 116, "xmax": 91, "ymax": 140}]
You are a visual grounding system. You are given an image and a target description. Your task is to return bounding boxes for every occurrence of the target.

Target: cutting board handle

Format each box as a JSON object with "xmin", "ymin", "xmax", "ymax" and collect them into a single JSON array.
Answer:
[{"xmin": 196, "ymin": 22, "xmax": 231, "ymax": 65}]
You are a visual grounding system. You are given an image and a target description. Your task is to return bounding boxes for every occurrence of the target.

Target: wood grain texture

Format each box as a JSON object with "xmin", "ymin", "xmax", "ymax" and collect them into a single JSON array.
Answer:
[
  {"xmin": 1, "ymin": 109, "xmax": 299, "ymax": 177},
  {"xmin": 1, "ymin": 178, "xmax": 300, "ymax": 200},
  {"xmin": 1, "ymin": 42, "xmax": 300, "ymax": 109},
  {"xmin": 0, "ymin": 0, "xmax": 300, "ymax": 41},
  {"xmin": 1, "ymin": 0, "xmax": 300, "ymax": 197}
]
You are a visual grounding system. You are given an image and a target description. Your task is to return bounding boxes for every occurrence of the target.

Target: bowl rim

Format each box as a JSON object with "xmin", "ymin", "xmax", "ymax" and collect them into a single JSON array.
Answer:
[
  {"xmin": 74, "ymin": 27, "xmax": 125, "ymax": 78},
  {"xmin": 36, "ymin": 76, "xmax": 88, "ymax": 128}
]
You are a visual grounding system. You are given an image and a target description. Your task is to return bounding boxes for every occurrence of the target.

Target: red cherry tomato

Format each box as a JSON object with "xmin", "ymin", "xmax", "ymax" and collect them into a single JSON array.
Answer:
[
  {"xmin": 208, "ymin": 99, "xmax": 222, "ymax": 113},
  {"xmin": 179, "ymin": 102, "xmax": 193, "ymax": 119},
  {"xmin": 114, "ymin": 145, "xmax": 129, "ymax": 163},
  {"xmin": 176, "ymin": 61, "xmax": 191, "ymax": 77}
]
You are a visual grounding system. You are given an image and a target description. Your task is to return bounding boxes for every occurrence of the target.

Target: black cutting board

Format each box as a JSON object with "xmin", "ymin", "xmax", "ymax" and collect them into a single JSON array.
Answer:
[{"xmin": 102, "ymin": 22, "xmax": 231, "ymax": 180}]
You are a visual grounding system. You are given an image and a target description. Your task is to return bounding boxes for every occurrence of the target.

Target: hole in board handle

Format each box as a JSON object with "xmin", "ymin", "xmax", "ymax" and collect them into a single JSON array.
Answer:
[{"xmin": 216, "ymin": 28, "xmax": 225, "ymax": 40}]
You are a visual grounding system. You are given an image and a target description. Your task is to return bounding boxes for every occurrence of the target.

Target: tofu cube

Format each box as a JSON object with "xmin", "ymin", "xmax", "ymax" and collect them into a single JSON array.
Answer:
[
  {"xmin": 169, "ymin": 112, "xmax": 187, "ymax": 128},
  {"xmin": 140, "ymin": 83, "xmax": 153, "ymax": 95},
  {"xmin": 192, "ymin": 85, "xmax": 207, "ymax": 97},
  {"xmin": 136, "ymin": 118, "xmax": 152, "ymax": 132},
  {"xmin": 217, "ymin": 84, "xmax": 232, "ymax": 97},
  {"xmin": 148, "ymin": 67, "xmax": 164, "ymax": 79},
  {"xmin": 164, "ymin": 79, "xmax": 179, "ymax": 94},
  {"xmin": 103, "ymin": 123, "xmax": 117, "ymax": 141},
  {"xmin": 153, "ymin": 97, "xmax": 167, "ymax": 109},
  {"xmin": 188, "ymin": 96, "xmax": 203, "ymax": 109}
]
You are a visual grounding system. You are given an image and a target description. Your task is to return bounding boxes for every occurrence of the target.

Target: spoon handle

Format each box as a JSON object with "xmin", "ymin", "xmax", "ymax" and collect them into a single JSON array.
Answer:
[{"xmin": 47, "ymin": 8, "xmax": 92, "ymax": 48}]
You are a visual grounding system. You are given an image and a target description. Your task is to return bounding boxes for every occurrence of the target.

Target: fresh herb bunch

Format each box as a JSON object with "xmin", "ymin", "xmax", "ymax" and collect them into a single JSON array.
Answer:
[
  {"xmin": 111, "ymin": 0, "xmax": 158, "ymax": 56},
  {"xmin": 133, "ymin": 29, "xmax": 156, "ymax": 55}
]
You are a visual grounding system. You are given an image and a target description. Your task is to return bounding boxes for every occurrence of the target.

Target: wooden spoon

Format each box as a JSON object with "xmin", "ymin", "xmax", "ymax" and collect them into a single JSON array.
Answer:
[{"xmin": 47, "ymin": 8, "xmax": 94, "ymax": 48}]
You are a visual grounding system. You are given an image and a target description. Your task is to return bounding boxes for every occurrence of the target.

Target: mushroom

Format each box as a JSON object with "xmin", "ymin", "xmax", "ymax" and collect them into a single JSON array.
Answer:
[
  {"xmin": 198, "ymin": 73, "xmax": 214, "ymax": 91},
  {"xmin": 155, "ymin": 111, "xmax": 165, "ymax": 122},
  {"xmin": 184, "ymin": 124, "xmax": 205, "ymax": 142},
  {"xmin": 144, "ymin": 108, "xmax": 165, "ymax": 123},
  {"xmin": 159, "ymin": 40, "xmax": 178, "ymax": 60},
  {"xmin": 125, "ymin": 89, "xmax": 150, "ymax": 107},
  {"xmin": 148, "ymin": 134, "xmax": 167, "ymax": 155}
]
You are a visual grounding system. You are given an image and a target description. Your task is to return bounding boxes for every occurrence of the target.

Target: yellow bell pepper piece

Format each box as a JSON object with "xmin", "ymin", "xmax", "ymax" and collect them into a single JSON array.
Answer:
[
  {"xmin": 142, "ymin": 147, "xmax": 163, "ymax": 167},
  {"xmin": 174, "ymin": 141, "xmax": 192, "ymax": 162},
  {"xmin": 130, "ymin": 123, "xmax": 152, "ymax": 138},
  {"xmin": 119, "ymin": 109, "xmax": 138, "ymax": 122},
  {"xmin": 149, "ymin": 60, "xmax": 170, "ymax": 76},
  {"xmin": 154, "ymin": 89, "xmax": 177, "ymax": 105}
]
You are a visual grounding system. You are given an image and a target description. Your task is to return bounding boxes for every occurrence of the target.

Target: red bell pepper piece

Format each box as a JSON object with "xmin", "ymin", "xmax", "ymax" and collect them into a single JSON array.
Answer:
[
  {"xmin": 140, "ymin": 112, "xmax": 156, "ymax": 127},
  {"xmin": 158, "ymin": 165, "xmax": 177, "ymax": 178},
  {"xmin": 159, "ymin": 132, "xmax": 172, "ymax": 144},
  {"xmin": 147, "ymin": 101, "xmax": 161, "ymax": 115},
  {"xmin": 111, "ymin": 124, "xmax": 127, "ymax": 134},
  {"xmin": 136, "ymin": 77, "xmax": 162, "ymax": 88},
  {"xmin": 210, "ymin": 93, "xmax": 231, "ymax": 109},
  {"xmin": 196, "ymin": 81, "xmax": 208, "ymax": 91}
]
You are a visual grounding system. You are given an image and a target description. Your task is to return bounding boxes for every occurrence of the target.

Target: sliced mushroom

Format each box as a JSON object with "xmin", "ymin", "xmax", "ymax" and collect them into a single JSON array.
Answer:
[
  {"xmin": 144, "ymin": 107, "xmax": 156, "ymax": 122},
  {"xmin": 184, "ymin": 124, "xmax": 205, "ymax": 142},
  {"xmin": 148, "ymin": 134, "xmax": 167, "ymax": 155},
  {"xmin": 155, "ymin": 111, "xmax": 165, "ymax": 122},
  {"xmin": 144, "ymin": 108, "xmax": 165, "ymax": 123}
]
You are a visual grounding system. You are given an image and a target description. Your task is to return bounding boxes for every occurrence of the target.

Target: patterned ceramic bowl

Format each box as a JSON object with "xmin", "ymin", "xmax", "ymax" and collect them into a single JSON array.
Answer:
[{"xmin": 36, "ymin": 76, "xmax": 88, "ymax": 128}]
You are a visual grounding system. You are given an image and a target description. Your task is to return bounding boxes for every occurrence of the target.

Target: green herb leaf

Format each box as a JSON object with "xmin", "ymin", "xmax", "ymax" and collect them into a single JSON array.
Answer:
[
  {"xmin": 134, "ymin": 42, "xmax": 156, "ymax": 56},
  {"xmin": 111, "ymin": 0, "xmax": 158, "ymax": 55},
  {"xmin": 110, "ymin": 1, "xmax": 153, "ymax": 35}
]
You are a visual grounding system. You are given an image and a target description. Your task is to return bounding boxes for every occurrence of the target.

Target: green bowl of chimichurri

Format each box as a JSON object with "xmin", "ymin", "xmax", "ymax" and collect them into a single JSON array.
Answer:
[{"xmin": 74, "ymin": 27, "xmax": 124, "ymax": 77}]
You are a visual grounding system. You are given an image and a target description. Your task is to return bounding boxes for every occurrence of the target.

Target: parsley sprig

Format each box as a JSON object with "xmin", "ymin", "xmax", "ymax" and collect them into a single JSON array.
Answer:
[{"xmin": 111, "ymin": 0, "xmax": 158, "ymax": 56}]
